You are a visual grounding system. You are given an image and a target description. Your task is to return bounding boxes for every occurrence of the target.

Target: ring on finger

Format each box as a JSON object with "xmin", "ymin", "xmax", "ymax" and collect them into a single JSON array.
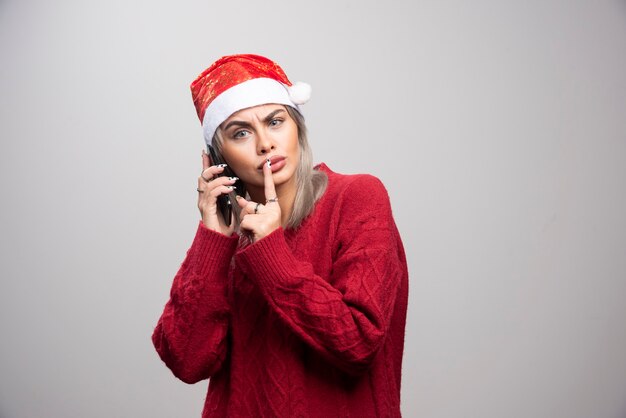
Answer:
[
  {"xmin": 254, "ymin": 202, "xmax": 262, "ymax": 214},
  {"xmin": 266, "ymin": 196, "xmax": 279, "ymax": 204},
  {"xmin": 200, "ymin": 169, "xmax": 212, "ymax": 182}
]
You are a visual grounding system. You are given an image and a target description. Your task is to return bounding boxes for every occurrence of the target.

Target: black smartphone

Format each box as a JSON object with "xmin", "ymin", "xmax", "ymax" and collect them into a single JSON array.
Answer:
[{"xmin": 207, "ymin": 145, "xmax": 240, "ymax": 227}]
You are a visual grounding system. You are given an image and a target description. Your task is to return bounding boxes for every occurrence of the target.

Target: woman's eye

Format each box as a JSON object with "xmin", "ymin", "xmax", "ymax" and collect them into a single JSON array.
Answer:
[
  {"xmin": 269, "ymin": 118, "xmax": 283, "ymax": 127},
  {"xmin": 233, "ymin": 130, "xmax": 249, "ymax": 139}
]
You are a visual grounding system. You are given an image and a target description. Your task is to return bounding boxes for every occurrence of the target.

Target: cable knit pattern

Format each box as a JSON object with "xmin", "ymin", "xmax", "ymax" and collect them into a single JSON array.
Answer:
[{"xmin": 153, "ymin": 164, "xmax": 409, "ymax": 417}]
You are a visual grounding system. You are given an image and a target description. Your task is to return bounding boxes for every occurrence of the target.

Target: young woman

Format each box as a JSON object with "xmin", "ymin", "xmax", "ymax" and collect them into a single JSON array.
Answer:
[{"xmin": 153, "ymin": 54, "xmax": 409, "ymax": 417}]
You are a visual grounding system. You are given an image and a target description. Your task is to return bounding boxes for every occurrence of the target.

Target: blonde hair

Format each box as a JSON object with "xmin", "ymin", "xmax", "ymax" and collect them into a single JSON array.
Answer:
[{"xmin": 212, "ymin": 106, "xmax": 327, "ymax": 229}]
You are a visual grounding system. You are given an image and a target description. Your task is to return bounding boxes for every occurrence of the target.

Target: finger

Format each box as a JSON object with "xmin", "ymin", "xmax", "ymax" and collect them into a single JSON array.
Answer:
[
  {"xmin": 236, "ymin": 196, "xmax": 260, "ymax": 215},
  {"xmin": 200, "ymin": 164, "xmax": 226, "ymax": 182},
  {"xmin": 209, "ymin": 184, "xmax": 236, "ymax": 199},
  {"xmin": 263, "ymin": 158, "xmax": 277, "ymax": 202},
  {"xmin": 236, "ymin": 196, "xmax": 263, "ymax": 216},
  {"xmin": 236, "ymin": 195, "xmax": 249, "ymax": 209},
  {"xmin": 197, "ymin": 176, "xmax": 236, "ymax": 196},
  {"xmin": 200, "ymin": 174, "xmax": 237, "ymax": 189},
  {"xmin": 202, "ymin": 149, "xmax": 210, "ymax": 170}
]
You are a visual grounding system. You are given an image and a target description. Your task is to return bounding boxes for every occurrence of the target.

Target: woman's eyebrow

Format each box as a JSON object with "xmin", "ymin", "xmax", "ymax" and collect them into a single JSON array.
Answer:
[
  {"xmin": 222, "ymin": 119, "xmax": 252, "ymax": 131},
  {"xmin": 222, "ymin": 109, "xmax": 285, "ymax": 131},
  {"xmin": 262, "ymin": 109, "xmax": 285, "ymax": 122}
]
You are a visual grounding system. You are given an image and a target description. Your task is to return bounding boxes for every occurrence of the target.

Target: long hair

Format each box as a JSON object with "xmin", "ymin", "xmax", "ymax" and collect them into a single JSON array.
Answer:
[{"xmin": 212, "ymin": 106, "xmax": 327, "ymax": 229}]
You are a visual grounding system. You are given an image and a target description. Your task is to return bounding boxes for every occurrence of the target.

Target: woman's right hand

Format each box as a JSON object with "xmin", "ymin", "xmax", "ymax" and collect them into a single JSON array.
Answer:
[{"xmin": 197, "ymin": 150, "xmax": 237, "ymax": 236}]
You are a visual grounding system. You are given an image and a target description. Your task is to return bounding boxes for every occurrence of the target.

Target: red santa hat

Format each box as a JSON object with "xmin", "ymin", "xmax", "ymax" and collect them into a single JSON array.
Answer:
[{"xmin": 191, "ymin": 54, "xmax": 311, "ymax": 145}]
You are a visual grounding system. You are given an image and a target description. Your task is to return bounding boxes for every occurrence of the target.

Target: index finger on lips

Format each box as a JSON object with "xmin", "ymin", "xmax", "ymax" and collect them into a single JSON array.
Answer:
[{"xmin": 263, "ymin": 158, "xmax": 277, "ymax": 202}]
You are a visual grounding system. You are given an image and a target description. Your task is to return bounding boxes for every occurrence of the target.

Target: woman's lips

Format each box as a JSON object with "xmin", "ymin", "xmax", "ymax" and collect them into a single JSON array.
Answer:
[
  {"xmin": 258, "ymin": 156, "xmax": 286, "ymax": 173},
  {"xmin": 269, "ymin": 158, "xmax": 286, "ymax": 173}
]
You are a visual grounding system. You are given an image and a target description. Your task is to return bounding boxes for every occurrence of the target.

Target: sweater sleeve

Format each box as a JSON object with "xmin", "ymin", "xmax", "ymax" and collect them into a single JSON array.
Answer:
[
  {"xmin": 152, "ymin": 222, "xmax": 239, "ymax": 384},
  {"xmin": 236, "ymin": 175, "xmax": 404, "ymax": 375}
]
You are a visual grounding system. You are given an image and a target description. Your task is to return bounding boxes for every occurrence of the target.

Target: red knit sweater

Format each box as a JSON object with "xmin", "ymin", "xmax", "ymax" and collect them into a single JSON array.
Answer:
[{"xmin": 153, "ymin": 164, "xmax": 409, "ymax": 417}]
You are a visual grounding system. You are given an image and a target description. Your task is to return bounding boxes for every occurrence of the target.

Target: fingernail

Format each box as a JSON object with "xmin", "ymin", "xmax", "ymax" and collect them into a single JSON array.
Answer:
[
  {"xmin": 217, "ymin": 164, "xmax": 228, "ymax": 168},
  {"xmin": 228, "ymin": 186, "xmax": 237, "ymax": 190},
  {"xmin": 229, "ymin": 177, "xmax": 239, "ymax": 181},
  {"xmin": 266, "ymin": 158, "xmax": 271, "ymax": 167}
]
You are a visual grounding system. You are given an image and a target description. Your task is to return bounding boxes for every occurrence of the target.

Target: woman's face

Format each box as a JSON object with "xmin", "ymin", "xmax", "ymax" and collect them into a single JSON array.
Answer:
[{"xmin": 218, "ymin": 104, "xmax": 300, "ymax": 195}]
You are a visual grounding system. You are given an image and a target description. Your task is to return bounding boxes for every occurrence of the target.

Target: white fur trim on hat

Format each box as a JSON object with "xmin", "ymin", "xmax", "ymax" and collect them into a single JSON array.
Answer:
[{"xmin": 202, "ymin": 78, "xmax": 301, "ymax": 145}]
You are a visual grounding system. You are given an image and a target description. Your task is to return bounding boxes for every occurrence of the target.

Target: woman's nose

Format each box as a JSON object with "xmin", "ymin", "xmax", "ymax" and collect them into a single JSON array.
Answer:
[{"xmin": 256, "ymin": 130, "xmax": 275, "ymax": 154}]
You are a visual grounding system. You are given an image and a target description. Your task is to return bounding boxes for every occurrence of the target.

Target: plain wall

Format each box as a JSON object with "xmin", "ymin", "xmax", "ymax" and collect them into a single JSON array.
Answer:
[{"xmin": 1, "ymin": 0, "xmax": 625, "ymax": 417}]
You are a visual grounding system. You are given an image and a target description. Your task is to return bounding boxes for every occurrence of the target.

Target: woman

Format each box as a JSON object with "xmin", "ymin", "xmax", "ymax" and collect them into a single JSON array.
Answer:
[{"xmin": 153, "ymin": 54, "xmax": 409, "ymax": 417}]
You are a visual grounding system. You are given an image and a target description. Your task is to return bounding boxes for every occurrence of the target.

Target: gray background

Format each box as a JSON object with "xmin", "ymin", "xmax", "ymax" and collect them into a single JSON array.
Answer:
[{"xmin": 1, "ymin": 0, "xmax": 625, "ymax": 417}]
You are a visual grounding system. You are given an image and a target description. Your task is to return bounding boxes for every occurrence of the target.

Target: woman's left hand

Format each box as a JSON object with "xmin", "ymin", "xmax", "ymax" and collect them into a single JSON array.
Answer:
[{"xmin": 236, "ymin": 159, "xmax": 282, "ymax": 242}]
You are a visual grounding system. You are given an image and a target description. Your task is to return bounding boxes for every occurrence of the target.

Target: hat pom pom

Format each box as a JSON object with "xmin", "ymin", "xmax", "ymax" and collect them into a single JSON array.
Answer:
[{"xmin": 288, "ymin": 81, "xmax": 311, "ymax": 105}]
